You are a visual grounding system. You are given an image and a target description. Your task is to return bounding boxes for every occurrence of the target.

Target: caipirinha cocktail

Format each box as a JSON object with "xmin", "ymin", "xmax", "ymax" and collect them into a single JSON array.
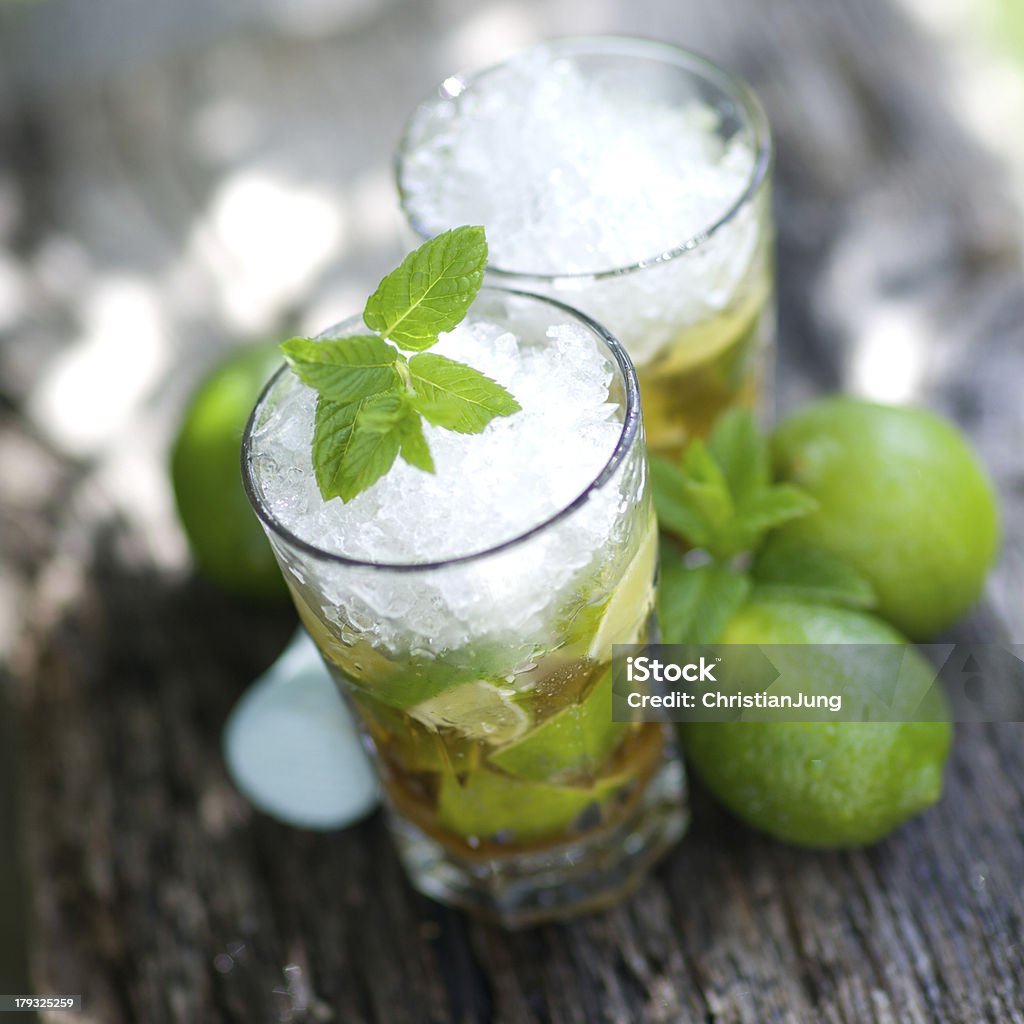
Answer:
[
  {"xmin": 397, "ymin": 37, "xmax": 774, "ymax": 457},
  {"xmin": 295, "ymin": 512, "xmax": 662, "ymax": 855},
  {"xmin": 243, "ymin": 283, "xmax": 685, "ymax": 926}
]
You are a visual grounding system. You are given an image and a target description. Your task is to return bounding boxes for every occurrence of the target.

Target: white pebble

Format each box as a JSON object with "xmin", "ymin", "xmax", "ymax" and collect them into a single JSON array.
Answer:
[{"xmin": 223, "ymin": 629, "xmax": 379, "ymax": 830}]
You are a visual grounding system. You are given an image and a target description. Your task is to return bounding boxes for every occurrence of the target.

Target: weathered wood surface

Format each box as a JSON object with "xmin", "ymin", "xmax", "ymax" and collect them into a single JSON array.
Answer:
[{"xmin": 2, "ymin": 0, "xmax": 1024, "ymax": 1020}]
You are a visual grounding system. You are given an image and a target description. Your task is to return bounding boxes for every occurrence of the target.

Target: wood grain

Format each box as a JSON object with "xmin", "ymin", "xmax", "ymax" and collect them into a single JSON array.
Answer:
[{"xmin": 3, "ymin": 0, "xmax": 1024, "ymax": 1019}]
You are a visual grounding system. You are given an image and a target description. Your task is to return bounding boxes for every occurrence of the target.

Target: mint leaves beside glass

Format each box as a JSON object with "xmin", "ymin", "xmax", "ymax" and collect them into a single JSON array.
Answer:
[
  {"xmin": 281, "ymin": 226, "xmax": 520, "ymax": 503},
  {"xmin": 652, "ymin": 409, "xmax": 816, "ymax": 562},
  {"xmin": 652, "ymin": 409, "xmax": 877, "ymax": 643}
]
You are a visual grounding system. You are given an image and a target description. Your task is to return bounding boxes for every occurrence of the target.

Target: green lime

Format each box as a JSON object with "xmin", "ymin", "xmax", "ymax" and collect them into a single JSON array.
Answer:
[
  {"xmin": 771, "ymin": 396, "xmax": 999, "ymax": 639},
  {"xmin": 437, "ymin": 768, "xmax": 628, "ymax": 842},
  {"xmin": 171, "ymin": 343, "xmax": 288, "ymax": 601},
  {"xmin": 409, "ymin": 681, "xmax": 530, "ymax": 745},
  {"xmin": 490, "ymin": 667, "xmax": 627, "ymax": 782},
  {"xmin": 557, "ymin": 518, "xmax": 657, "ymax": 662},
  {"xmin": 682, "ymin": 599, "xmax": 953, "ymax": 848},
  {"xmin": 586, "ymin": 521, "xmax": 658, "ymax": 660}
]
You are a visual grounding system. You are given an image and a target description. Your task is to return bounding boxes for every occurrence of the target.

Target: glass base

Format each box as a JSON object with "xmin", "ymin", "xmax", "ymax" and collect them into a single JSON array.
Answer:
[{"xmin": 388, "ymin": 729, "xmax": 688, "ymax": 929}]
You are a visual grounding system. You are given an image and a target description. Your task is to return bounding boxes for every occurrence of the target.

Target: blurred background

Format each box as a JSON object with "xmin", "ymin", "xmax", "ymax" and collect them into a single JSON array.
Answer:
[{"xmin": 1, "ymin": 0, "xmax": 1023, "ymax": 1017}]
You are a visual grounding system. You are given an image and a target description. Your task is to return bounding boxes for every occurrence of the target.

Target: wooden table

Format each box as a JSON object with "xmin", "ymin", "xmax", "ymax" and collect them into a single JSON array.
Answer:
[{"xmin": 2, "ymin": 0, "xmax": 1023, "ymax": 1019}]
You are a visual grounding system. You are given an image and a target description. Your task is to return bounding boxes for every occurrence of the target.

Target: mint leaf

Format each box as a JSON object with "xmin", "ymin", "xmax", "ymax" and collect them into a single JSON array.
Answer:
[
  {"xmin": 311, "ymin": 397, "xmax": 367, "ymax": 501},
  {"xmin": 339, "ymin": 397, "xmax": 408, "ymax": 500},
  {"xmin": 291, "ymin": 226, "xmax": 520, "ymax": 503},
  {"xmin": 281, "ymin": 335, "xmax": 399, "ymax": 405},
  {"xmin": 706, "ymin": 408, "xmax": 769, "ymax": 504},
  {"xmin": 398, "ymin": 410, "xmax": 435, "ymax": 473},
  {"xmin": 355, "ymin": 391, "xmax": 408, "ymax": 432},
  {"xmin": 409, "ymin": 352, "xmax": 520, "ymax": 433},
  {"xmin": 363, "ymin": 226, "xmax": 488, "ymax": 351},
  {"xmin": 678, "ymin": 441, "xmax": 734, "ymax": 542},
  {"xmin": 312, "ymin": 394, "xmax": 405, "ymax": 502},
  {"xmin": 651, "ymin": 458, "xmax": 713, "ymax": 549},
  {"xmin": 652, "ymin": 409, "xmax": 817, "ymax": 561},
  {"xmin": 658, "ymin": 555, "xmax": 751, "ymax": 644},
  {"xmin": 752, "ymin": 533, "xmax": 877, "ymax": 610},
  {"xmin": 735, "ymin": 485, "xmax": 818, "ymax": 537}
]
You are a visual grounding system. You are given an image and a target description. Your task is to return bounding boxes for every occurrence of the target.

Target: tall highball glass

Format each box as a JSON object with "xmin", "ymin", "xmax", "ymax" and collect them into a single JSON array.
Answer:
[{"xmin": 242, "ymin": 287, "xmax": 686, "ymax": 927}]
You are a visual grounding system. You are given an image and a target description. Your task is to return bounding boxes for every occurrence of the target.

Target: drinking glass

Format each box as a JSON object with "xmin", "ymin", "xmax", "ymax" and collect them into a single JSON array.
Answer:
[{"xmin": 242, "ymin": 287, "xmax": 687, "ymax": 927}]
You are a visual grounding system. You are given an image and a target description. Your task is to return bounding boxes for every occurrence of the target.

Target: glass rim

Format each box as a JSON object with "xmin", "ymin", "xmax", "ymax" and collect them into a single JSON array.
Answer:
[
  {"xmin": 395, "ymin": 34, "xmax": 773, "ymax": 282},
  {"xmin": 240, "ymin": 285, "xmax": 643, "ymax": 574}
]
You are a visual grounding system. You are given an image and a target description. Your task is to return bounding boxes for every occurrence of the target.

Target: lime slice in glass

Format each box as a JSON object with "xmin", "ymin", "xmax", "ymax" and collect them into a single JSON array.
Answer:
[
  {"xmin": 586, "ymin": 522, "xmax": 658, "ymax": 661},
  {"xmin": 437, "ymin": 768, "xmax": 629, "ymax": 842},
  {"xmin": 409, "ymin": 681, "xmax": 530, "ymax": 745},
  {"xmin": 299, "ymin": 603, "xmax": 521, "ymax": 712},
  {"xmin": 490, "ymin": 667, "xmax": 627, "ymax": 782}
]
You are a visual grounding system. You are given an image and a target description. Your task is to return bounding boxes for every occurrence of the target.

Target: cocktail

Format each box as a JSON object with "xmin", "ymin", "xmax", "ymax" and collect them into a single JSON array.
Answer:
[
  {"xmin": 397, "ymin": 37, "xmax": 774, "ymax": 457},
  {"xmin": 242, "ymin": 270, "xmax": 685, "ymax": 927}
]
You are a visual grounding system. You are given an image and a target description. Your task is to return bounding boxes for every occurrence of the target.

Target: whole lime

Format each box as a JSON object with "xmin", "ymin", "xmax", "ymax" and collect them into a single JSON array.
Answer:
[
  {"xmin": 771, "ymin": 396, "xmax": 999, "ymax": 639},
  {"xmin": 682, "ymin": 599, "xmax": 952, "ymax": 848},
  {"xmin": 171, "ymin": 343, "xmax": 288, "ymax": 601}
]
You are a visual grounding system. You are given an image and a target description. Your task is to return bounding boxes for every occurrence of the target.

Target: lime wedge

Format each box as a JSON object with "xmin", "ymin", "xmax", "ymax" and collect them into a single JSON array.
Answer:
[
  {"xmin": 489, "ymin": 667, "xmax": 627, "ymax": 782},
  {"xmin": 298, "ymin": 603, "xmax": 521, "ymax": 712},
  {"xmin": 586, "ymin": 522, "xmax": 658, "ymax": 661},
  {"xmin": 437, "ymin": 768, "xmax": 629, "ymax": 842},
  {"xmin": 645, "ymin": 286, "xmax": 764, "ymax": 377},
  {"xmin": 409, "ymin": 681, "xmax": 530, "ymax": 745}
]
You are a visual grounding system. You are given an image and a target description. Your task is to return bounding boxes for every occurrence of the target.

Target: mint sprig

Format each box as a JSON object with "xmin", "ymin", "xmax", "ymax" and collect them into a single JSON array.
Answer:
[
  {"xmin": 281, "ymin": 226, "xmax": 520, "ymax": 503},
  {"xmin": 651, "ymin": 409, "xmax": 817, "ymax": 561},
  {"xmin": 654, "ymin": 409, "xmax": 874, "ymax": 644}
]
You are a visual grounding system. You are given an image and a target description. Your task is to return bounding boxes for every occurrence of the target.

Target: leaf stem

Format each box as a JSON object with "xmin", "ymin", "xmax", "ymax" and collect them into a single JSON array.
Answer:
[{"xmin": 395, "ymin": 357, "xmax": 415, "ymax": 395}]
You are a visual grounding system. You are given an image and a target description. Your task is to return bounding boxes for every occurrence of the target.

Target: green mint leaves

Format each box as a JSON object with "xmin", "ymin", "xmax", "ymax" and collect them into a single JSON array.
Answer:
[
  {"xmin": 659, "ymin": 557, "xmax": 752, "ymax": 645},
  {"xmin": 751, "ymin": 534, "xmax": 877, "ymax": 610},
  {"xmin": 364, "ymin": 225, "xmax": 489, "ymax": 349},
  {"xmin": 408, "ymin": 353, "xmax": 521, "ymax": 433},
  {"xmin": 280, "ymin": 335, "xmax": 398, "ymax": 404},
  {"xmin": 281, "ymin": 226, "xmax": 520, "ymax": 503},
  {"xmin": 654, "ymin": 409, "xmax": 876, "ymax": 644},
  {"xmin": 652, "ymin": 409, "xmax": 817, "ymax": 562}
]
